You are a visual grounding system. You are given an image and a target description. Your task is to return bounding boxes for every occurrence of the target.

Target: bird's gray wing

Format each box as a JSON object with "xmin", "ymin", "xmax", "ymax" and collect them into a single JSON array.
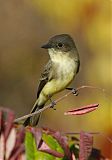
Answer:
[
  {"xmin": 37, "ymin": 60, "xmax": 52, "ymax": 98},
  {"xmin": 76, "ymin": 59, "xmax": 80, "ymax": 74},
  {"xmin": 23, "ymin": 61, "xmax": 52, "ymax": 126}
]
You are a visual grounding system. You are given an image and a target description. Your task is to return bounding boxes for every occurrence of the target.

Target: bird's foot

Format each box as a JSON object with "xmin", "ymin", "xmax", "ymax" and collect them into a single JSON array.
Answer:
[
  {"xmin": 48, "ymin": 95, "xmax": 56, "ymax": 110},
  {"xmin": 50, "ymin": 101, "xmax": 56, "ymax": 110},
  {"xmin": 66, "ymin": 87, "xmax": 79, "ymax": 96}
]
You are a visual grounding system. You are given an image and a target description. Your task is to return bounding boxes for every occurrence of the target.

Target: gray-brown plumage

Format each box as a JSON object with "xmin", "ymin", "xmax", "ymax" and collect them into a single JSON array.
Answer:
[{"xmin": 23, "ymin": 34, "xmax": 80, "ymax": 127}]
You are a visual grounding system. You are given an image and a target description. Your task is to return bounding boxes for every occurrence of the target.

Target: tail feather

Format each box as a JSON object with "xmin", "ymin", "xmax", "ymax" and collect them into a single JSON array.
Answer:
[
  {"xmin": 23, "ymin": 112, "xmax": 41, "ymax": 127},
  {"xmin": 23, "ymin": 103, "xmax": 44, "ymax": 127},
  {"xmin": 23, "ymin": 116, "xmax": 31, "ymax": 127}
]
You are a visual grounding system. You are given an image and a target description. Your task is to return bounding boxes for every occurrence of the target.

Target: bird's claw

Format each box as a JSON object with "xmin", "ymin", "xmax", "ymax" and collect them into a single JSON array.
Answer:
[
  {"xmin": 66, "ymin": 87, "xmax": 79, "ymax": 96},
  {"xmin": 50, "ymin": 101, "xmax": 56, "ymax": 110},
  {"xmin": 72, "ymin": 88, "xmax": 79, "ymax": 96},
  {"xmin": 48, "ymin": 95, "xmax": 56, "ymax": 110}
]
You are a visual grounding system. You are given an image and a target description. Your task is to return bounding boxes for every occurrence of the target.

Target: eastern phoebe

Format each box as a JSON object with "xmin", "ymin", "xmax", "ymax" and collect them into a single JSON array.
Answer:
[{"xmin": 24, "ymin": 34, "xmax": 80, "ymax": 126}]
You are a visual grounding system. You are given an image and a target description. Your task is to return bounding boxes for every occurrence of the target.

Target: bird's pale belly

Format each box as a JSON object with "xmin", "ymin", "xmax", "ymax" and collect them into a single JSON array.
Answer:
[
  {"xmin": 37, "ymin": 72, "xmax": 75, "ymax": 106},
  {"xmin": 42, "ymin": 71, "xmax": 74, "ymax": 96}
]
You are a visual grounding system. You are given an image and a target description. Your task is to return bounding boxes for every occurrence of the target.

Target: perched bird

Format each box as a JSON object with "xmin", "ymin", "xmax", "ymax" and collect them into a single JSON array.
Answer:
[{"xmin": 24, "ymin": 34, "xmax": 80, "ymax": 126}]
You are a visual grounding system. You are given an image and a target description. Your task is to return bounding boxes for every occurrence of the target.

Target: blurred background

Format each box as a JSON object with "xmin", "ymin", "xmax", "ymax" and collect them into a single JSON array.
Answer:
[{"xmin": 0, "ymin": 0, "xmax": 111, "ymax": 158}]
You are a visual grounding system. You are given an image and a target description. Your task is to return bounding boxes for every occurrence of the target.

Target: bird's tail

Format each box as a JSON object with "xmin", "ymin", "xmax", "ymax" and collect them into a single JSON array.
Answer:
[{"xmin": 23, "ymin": 99, "xmax": 44, "ymax": 127}]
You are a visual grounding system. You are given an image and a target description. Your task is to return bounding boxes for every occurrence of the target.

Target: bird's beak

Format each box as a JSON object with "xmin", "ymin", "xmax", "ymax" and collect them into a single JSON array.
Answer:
[{"xmin": 41, "ymin": 43, "xmax": 51, "ymax": 49}]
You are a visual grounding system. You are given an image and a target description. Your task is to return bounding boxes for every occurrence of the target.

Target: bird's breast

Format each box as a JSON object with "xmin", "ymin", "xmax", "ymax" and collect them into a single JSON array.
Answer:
[
  {"xmin": 49, "ymin": 56, "xmax": 77, "ymax": 92},
  {"xmin": 53, "ymin": 56, "xmax": 76, "ymax": 80}
]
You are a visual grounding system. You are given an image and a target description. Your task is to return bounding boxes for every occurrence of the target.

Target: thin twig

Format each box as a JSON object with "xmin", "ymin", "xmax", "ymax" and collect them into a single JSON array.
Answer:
[{"xmin": 14, "ymin": 85, "xmax": 104, "ymax": 123}]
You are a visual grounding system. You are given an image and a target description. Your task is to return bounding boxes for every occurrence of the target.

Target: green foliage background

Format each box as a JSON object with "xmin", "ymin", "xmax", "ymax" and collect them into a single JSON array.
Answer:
[{"xmin": 0, "ymin": 0, "xmax": 111, "ymax": 157}]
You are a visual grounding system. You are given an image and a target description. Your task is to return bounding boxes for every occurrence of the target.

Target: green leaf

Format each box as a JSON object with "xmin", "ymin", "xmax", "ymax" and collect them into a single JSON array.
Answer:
[
  {"xmin": 42, "ymin": 133, "xmax": 64, "ymax": 154},
  {"xmin": 25, "ymin": 131, "xmax": 55, "ymax": 160},
  {"xmin": 25, "ymin": 131, "xmax": 37, "ymax": 160}
]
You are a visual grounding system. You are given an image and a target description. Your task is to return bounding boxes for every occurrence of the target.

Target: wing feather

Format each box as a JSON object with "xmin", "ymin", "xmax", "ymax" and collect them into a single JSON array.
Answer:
[
  {"xmin": 37, "ymin": 60, "xmax": 52, "ymax": 98},
  {"xmin": 76, "ymin": 60, "xmax": 80, "ymax": 74}
]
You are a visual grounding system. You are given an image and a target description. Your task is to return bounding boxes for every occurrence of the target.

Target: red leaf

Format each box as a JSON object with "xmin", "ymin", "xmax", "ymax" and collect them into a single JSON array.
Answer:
[
  {"xmin": 14, "ymin": 128, "xmax": 25, "ymax": 149},
  {"xmin": 0, "ymin": 107, "xmax": 15, "ymax": 140},
  {"xmin": 9, "ymin": 128, "xmax": 25, "ymax": 159},
  {"xmin": 9, "ymin": 145, "xmax": 25, "ymax": 160},
  {"xmin": 31, "ymin": 128, "xmax": 42, "ymax": 148},
  {"xmin": 64, "ymin": 104, "xmax": 99, "ymax": 115},
  {"xmin": 4, "ymin": 111, "xmax": 15, "ymax": 141},
  {"xmin": 39, "ymin": 140, "xmax": 64, "ymax": 158},
  {"xmin": 6, "ymin": 128, "xmax": 16, "ymax": 159},
  {"xmin": 0, "ymin": 108, "xmax": 15, "ymax": 158},
  {"xmin": 0, "ymin": 109, "xmax": 5, "ymax": 134},
  {"xmin": 79, "ymin": 131, "xmax": 93, "ymax": 160},
  {"xmin": 0, "ymin": 111, "xmax": 2, "ymax": 133},
  {"xmin": 0, "ymin": 108, "xmax": 25, "ymax": 159},
  {"xmin": 0, "ymin": 134, "xmax": 4, "ymax": 159}
]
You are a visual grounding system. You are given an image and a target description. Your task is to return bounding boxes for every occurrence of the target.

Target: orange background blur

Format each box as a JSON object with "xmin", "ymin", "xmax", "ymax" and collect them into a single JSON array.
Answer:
[{"xmin": 0, "ymin": 0, "xmax": 111, "ymax": 158}]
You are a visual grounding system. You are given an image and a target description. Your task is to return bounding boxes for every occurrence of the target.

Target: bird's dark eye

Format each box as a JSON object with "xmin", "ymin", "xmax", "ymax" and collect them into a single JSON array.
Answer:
[{"xmin": 57, "ymin": 43, "xmax": 63, "ymax": 48}]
